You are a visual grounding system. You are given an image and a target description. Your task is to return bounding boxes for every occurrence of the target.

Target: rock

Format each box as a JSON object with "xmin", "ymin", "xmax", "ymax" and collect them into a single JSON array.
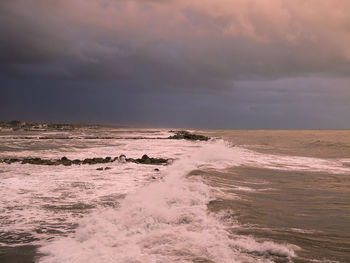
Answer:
[
  {"xmin": 41, "ymin": 160, "xmax": 55, "ymax": 166},
  {"xmin": 139, "ymin": 155, "xmax": 151, "ymax": 164},
  {"xmin": 60, "ymin": 157, "xmax": 72, "ymax": 166},
  {"xmin": 21, "ymin": 158, "xmax": 29, "ymax": 164},
  {"xmin": 82, "ymin": 158, "xmax": 105, "ymax": 165},
  {"xmin": 152, "ymin": 176, "xmax": 157, "ymax": 179},
  {"xmin": 82, "ymin": 158, "xmax": 94, "ymax": 165},
  {"xmin": 20, "ymin": 157, "xmax": 55, "ymax": 165},
  {"xmin": 168, "ymin": 130, "xmax": 209, "ymax": 141},
  {"xmin": 92, "ymin": 158, "xmax": 104, "ymax": 164},
  {"xmin": 96, "ymin": 167, "xmax": 103, "ymax": 171},
  {"xmin": 72, "ymin": 159, "xmax": 82, "ymax": 165},
  {"xmin": 135, "ymin": 155, "xmax": 168, "ymax": 165},
  {"xmin": 154, "ymin": 168, "xmax": 160, "ymax": 171},
  {"xmin": 119, "ymin": 154, "xmax": 126, "ymax": 162},
  {"xmin": 105, "ymin": 167, "xmax": 111, "ymax": 170},
  {"xmin": 2, "ymin": 154, "xmax": 172, "ymax": 166},
  {"xmin": 29, "ymin": 158, "xmax": 43, "ymax": 165}
]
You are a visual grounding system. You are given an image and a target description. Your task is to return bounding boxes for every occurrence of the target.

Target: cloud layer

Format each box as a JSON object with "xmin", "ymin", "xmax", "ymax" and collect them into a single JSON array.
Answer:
[{"xmin": 1, "ymin": 0, "xmax": 350, "ymax": 127}]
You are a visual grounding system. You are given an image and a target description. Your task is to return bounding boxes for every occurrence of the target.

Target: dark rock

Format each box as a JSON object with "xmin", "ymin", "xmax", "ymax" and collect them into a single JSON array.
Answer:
[
  {"xmin": 39, "ymin": 136, "xmax": 71, "ymax": 140},
  {"xmin": 96, "ymin": 167, "xmax": 103, "ymax": 171},
  {"xmin": 154, "ymin": 168, "xmax": 160, "ymax": 171},
  {"xmin": 72, "ymin": 159, "xmax": 82, "ymax": 165},
  {"xmin": 59, "ymin": 157, "xmax": 72, "ymax": 166},
  {"xmin": 41, "ymin": 160, "xmax": 54, "ymax": 166},
  {"xmin": 82, "ymin": 157, "xmax": 114, "ymax": 165},
  {"xmin": 21, "ymin": 158, "xmax": 31, "ymax": 164},
  {"xmin": 20, "ymin": 157, "xmax": 54, "ymax": 165},
  {"xmin": 152, "ymin": 176, "xmax": 157, "ymax": 179},
  {"xmin": 139, "ymin": 155, "xmax": 151, "ymax": 164},
  {"xmin": 135, "ymin": 154, "xmax": 168, "ymax": 165},
  {"xmin": 3, "ymin": 154, "xmax": 171, "ymax": 166},
  {"xmin": 21, "ymin": 159, "xmax": 29, "ymax": 164},
  {"xmin": 104, "ymin": 167, "xmax": 111, "ymax": 170},
  {"xmin": 82, "ymin": 158, "xmax": 93, "ymax": 165},
  {"xmin": 30, "ymin": 158, "xmax": 43, "ymax": 165},
  {"xmin": 168, "ymin": 130, "xmax": 209, "ymax": 141},
  {"xmin": 62, "ymin": 161, "xmax": 72, "ymax": 166},
  {"xmin": 92, "ymin": 158, "xmax": 104, "ymax": 163}
]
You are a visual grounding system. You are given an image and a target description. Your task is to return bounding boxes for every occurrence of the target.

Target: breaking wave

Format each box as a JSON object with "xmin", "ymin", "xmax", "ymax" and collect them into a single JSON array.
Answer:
[{"xmin": 38, "ymin": 141, "xmax": 296, "ymax": 263}]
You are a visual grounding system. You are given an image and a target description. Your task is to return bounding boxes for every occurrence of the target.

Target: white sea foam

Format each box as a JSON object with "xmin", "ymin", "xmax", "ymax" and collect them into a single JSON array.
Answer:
[
  {"xmin": 0, "ymin": 133, "xmax": 201, "ymax": 246},
  {"xmin": 37, "ymin": 139, "xmax": 295, "ymax": 263},
  {"xmin": 1, "ymin": 129, "xmax": 348, "ymax": 262},
  {"xmin": 236, "ymin": 144, "xmax": 350, "ymax": 174}
]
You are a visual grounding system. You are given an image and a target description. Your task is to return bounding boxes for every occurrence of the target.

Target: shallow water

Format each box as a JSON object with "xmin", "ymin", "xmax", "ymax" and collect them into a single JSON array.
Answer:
[{"xmin": 0, "ymin": 129, "xmax": 349, "ymax": 262}]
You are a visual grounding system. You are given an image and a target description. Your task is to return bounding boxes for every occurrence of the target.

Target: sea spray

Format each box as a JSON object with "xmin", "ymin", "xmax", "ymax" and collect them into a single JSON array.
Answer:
[
  {"xmin": 3, "ymin": 129, "xmax": 347, "ymax": 262},
  {"xmin": 38, "ymin": 141, "xmax": 295, "ymax": 263}
]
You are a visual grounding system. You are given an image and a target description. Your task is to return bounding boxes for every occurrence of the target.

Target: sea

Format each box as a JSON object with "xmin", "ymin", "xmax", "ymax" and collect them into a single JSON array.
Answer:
[{"xmin": 0, "ymin": 128, "xmax": 349, "ymax": 263}]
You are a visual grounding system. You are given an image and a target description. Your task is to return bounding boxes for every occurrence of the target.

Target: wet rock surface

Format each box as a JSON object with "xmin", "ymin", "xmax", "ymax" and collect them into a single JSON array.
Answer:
[
  {"xmin": 168, "ymin": 130, "xmax": 209, "ymax": 141},
  {"xmin": 0, "ymin": 155, "xmax": 170, "ymax": 166},
  {"xmin": 96, "ymin": 167, "xmax": 112, "ymax": 171},
  {"xmin": 128, "ymin": 154, "xmax": 168, "ymax": 165}
]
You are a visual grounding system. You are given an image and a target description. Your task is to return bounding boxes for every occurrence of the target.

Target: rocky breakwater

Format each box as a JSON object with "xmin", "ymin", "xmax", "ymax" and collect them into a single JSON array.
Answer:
[
  {"xmin": 0, "ymin": 155, "xmax": 171, "ymax": 166},
  {"xmin": 126, "ymin": 154, "xmax": 169, "ymax": 165},
  {"xmin": 168, "ymin": 130, "xmax": 209, "ymax": 141}
]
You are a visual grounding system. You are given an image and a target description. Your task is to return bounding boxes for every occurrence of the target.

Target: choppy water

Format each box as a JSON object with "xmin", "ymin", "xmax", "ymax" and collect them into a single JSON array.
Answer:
[{"xmin": 0, "ymin": 128, "xmax": 349, "ymax": 262}]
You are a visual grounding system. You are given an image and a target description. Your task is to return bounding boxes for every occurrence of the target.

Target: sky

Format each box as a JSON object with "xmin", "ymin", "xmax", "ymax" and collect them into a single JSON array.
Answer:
[{"xmin": 1, "ymin": 0, "xmax": 350, "ymax": 129}]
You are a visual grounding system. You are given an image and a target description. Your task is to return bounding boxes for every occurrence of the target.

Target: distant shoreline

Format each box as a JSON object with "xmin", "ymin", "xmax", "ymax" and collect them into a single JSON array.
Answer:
[{"xmin": 0, "ymin": 120, "xmax": 129, "ymax": 132}]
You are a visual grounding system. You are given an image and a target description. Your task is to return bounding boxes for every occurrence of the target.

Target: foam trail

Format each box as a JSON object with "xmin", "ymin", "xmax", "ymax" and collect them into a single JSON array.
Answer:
[{"xmin": 39, "ymin": 141, "xmax": 295, "ymax": 263}]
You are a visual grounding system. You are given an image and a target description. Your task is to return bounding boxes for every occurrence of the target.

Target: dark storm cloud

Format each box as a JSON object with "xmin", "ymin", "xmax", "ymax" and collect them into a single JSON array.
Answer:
[
  {"xmin": 0, "ymin": 2, "xmax": 71, "ymax": 64},
  {"xmin": 1, "ymin": 0, "xmax": 350, "ymax": 128},
  {"xmin": 2, "ymin": 0, "xmax": 350, "ymax": 83}
]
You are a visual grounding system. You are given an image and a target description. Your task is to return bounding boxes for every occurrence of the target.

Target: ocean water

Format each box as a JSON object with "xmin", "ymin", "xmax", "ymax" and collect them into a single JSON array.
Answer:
[{"xmin": 0, "ymin": 128, "xmax": 349, "ymax": 263}]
